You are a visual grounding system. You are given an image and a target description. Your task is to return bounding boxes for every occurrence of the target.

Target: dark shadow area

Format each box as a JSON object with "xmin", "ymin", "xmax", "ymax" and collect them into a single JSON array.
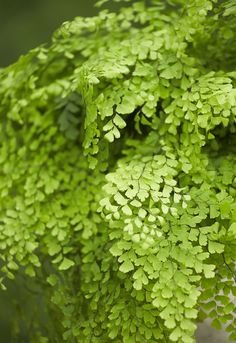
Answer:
[
  {"xmin": 0, "ymin": 0, "xmax": 96, "ymax": 67},
  {"xmin": 0, "ymin": 272, "xmax": 54, "ymax": 343}
]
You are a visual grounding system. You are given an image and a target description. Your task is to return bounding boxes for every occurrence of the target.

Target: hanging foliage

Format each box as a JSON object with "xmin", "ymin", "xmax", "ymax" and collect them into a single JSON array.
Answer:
[{"xmin": 0, "ymin": 0, "xmax": 235, "ymax": 342}]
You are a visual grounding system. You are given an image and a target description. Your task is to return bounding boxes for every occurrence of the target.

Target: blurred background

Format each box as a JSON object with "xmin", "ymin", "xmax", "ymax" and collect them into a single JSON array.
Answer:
[
  {"xmin": 0, "ymin": 0, "xmax": 96, "ymax": 67},
  {"xmin": 0, "ymin": 1, "xmax": 232, "ymax": 342}
]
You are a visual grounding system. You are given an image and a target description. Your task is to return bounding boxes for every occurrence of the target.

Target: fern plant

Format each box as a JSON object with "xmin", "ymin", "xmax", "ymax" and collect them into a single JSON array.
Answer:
[{"xmin": 0, "ymin": 0, "xmax": 236, "ymax": 342}]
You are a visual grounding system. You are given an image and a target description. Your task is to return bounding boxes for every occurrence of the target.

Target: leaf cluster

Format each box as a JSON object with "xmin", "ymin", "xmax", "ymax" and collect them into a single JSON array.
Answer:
[{"xmin": 0, "ymin": 0, "xmax": 236, "ymax": 342}]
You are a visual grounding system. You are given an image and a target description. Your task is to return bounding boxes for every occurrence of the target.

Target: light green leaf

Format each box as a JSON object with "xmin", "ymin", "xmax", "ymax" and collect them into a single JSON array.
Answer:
[
  {"xmin": 122, "ymin": 205, "xmax": 132, "ymax": 216},
  {"xmin": 113, "ymin": 114, "xmax": 126, "ymax": 129},
  {"xmin": 119, "ymin": 260, "xmax": 134, "ymax": 273},
  {"xmin": 59, "ymin": 258, "xmax": 75, "ymax": 271},
  {"xmin": 208, "ymin": 241, "xmax": 224, "ymax": 254}
]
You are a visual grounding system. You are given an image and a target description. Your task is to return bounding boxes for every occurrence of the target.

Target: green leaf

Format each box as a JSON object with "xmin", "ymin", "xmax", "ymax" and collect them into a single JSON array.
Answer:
[
  {"xmin": 119, "ymin": 260, "xmax": 134, "ymax": 273},
  {"xmin": 116, "ymin": 100, "xmax": 135, "ymax": 114},
  {"xmin": 162, "ymin": 287, "xmax": 173, "ymax": 299},
  {"xmin": 113, "ymin": 114, "xmax": 126, "ymax": 129},
  {"xmin": 210, "ymin": 205, "xmax": 219, "ymax": 219},
  {"xmin": 203, "ymin": 264, "xmax": 215, "ymax": 278},
  {"xmin": 169, "ymin": 327, "xmax": 182, "ymax": 341},
  {"xmin": 211, "ymin": 318, "xmax": 221, "ymax": 330},
  {"xmin": 185, "ymin": 308, "xmax": 198, "ymax": 319},
  {"xmin": 180, "ymin": 319, "xmax": 196, "ymax": 331},
  {"xmin": 208, "ymin": 241, "xmax": 224, "ymax": 254},
  {"xmin": 229, "ymin": 332, "xmax": 236, "ymax": 341},
  {"xmin": 47, "ymin": 274, "xmax": 58, "ymax": 286},
  {"xmin": 220, "ymin": 200, "xmax": 231, "ymax": 218},
  {"xmin": 110, "ymin": 244, "xmax": 123, "ymax": 257},
  {"xmin": 48, "ymin": 243, "xmax": 61, "ymax": 256},
  {"xmin": 197, "ymin": 114, "xmax": 209, "ymax": 128},
  {"xmin": 122, "ymin": 205, "xmax": 132, "ymax": 216},
  {"xmin": 59, "ymin": 258, "xmax": 75, "ymax": 271},
  {"xmin": 104, "ymin": 130, "xmax": 114, "ymax": 142},
  {"xmin": 199, "ymin": 233, "xmax": 207, "ymax": 246},
  {"xmin": 228, "ymin": 223, "xmax": 236, "ymax": 237},
  {"xmin": 224, "ymin": 303, "xmax": 234, "ymax": 314},
  {"xmin": 133, "ymin": 279, "xmax": 143, "ymax": 290},
  {"xmin": 114, "ymin": 192, "xmax": 127, "ymax": 205},
  {"xmin": 103, "ymin": 120, "xmax": 113, "ymax": 131},
  {"xmin": 138, "ymin": 208, "xmax": 147, "ymax": 219},
  {"xmin": 165, "ymin": 317, "xmax": 176, "ymax": 329},
  {"xmin": 189, "ymin": 229, "xmax": 198, "ymax": 241},
  {"xmin": 130, "ymin": 199, "xmax": 142, "ymax": 207}
]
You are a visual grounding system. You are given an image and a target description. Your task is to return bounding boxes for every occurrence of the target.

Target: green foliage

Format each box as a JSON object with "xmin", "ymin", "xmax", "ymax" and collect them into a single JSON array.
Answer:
[{"xmin": 0, "ymin": 0, "xmax": 236, "ymax": 342}]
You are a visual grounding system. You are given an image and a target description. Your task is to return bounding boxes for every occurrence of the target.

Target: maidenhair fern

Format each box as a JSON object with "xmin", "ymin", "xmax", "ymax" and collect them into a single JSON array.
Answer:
[{"xmin": 0, "ymin": 0, "xmax": 236, "ymax": 342}]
